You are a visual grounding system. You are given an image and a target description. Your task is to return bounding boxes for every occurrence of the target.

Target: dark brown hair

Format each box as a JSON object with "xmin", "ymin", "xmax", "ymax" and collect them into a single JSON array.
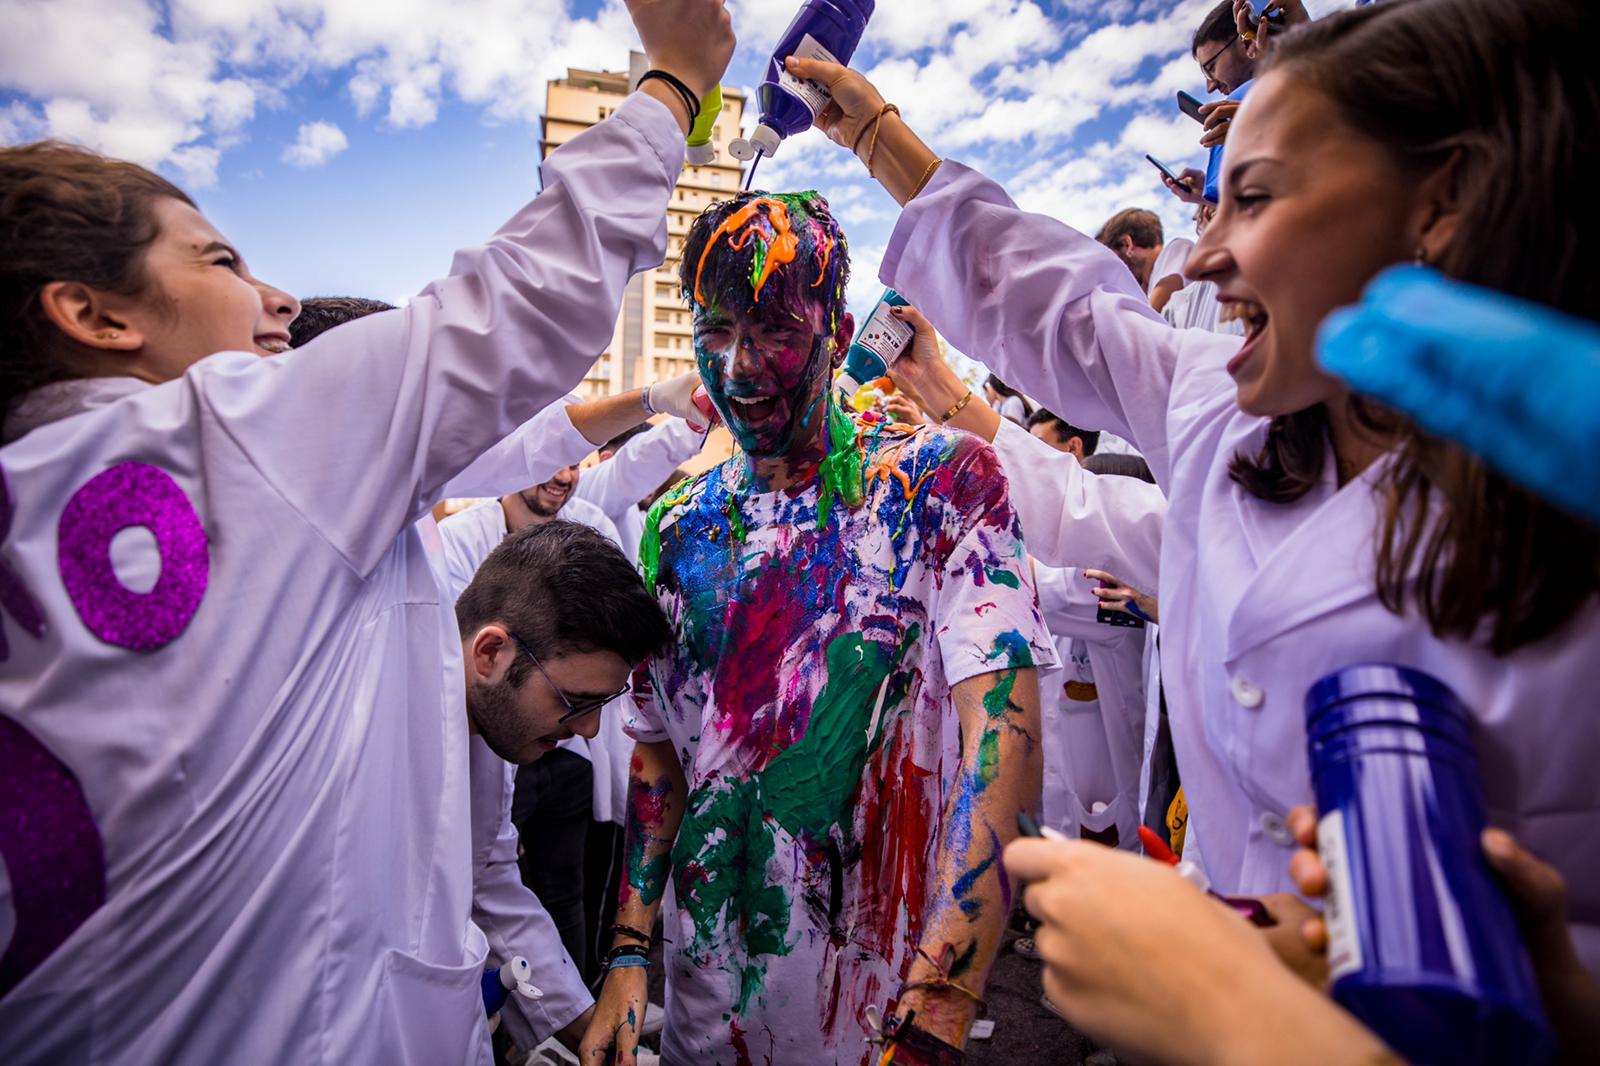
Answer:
[
  {"xmin": 1095, "ymin": 208, "xmax": 1163, "ymax": 252},
  {"xmin": 1193, "ymin": 0, "xmax": 1237, "ymax": 53},
  {"xmin": 0, "ymin": 141, "xmax": 194, "ymax": 423},
  {"xmin": 288, "ymin": 296, "xmax": 397, "ymax": 348},
  {"xmin": 1228, "ymin": 0, "xmax": 1598, "ymax": 653},
  {"xmin": 455, "ymin": 521, "xmax": 672, "ymax": 687}
]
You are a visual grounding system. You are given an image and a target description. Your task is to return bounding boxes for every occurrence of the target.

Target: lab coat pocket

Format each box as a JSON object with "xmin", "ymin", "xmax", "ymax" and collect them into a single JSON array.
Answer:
[{"xmin": 376, "ymin": 944, "xmax": 491, "ymax": 1066}]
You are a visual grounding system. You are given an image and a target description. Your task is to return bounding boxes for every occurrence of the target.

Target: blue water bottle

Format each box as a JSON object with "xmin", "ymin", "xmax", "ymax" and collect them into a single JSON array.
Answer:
[
  {"xmin": 730, "ymin": 0, "xmax": 875, "ymax": 173},
  {"xmin": 1305, "ymin": 664, "xmax": 1554, "ymax": 1066}
]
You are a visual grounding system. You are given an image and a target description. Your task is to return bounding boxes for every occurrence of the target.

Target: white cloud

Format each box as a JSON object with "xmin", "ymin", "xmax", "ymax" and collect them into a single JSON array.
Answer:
[
  {"xmin": 283, "ymin": 120, "xmax": 349, "ymax": 167},
  {"xmin": 0, "ymin": 0, "xmax": 256, "ymax": 185}
]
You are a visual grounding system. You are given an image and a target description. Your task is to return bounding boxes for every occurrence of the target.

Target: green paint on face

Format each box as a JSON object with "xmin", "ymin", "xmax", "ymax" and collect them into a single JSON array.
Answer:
[
  {"xmin": 763, "ymin": 633, "xmax": 896, "ymax": 839},
  {"xmin": 981, "ymin": 667, "xmax": 1019, "ymax": 721}
]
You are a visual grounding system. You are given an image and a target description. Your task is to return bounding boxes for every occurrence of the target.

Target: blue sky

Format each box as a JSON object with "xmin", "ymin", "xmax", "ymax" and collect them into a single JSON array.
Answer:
[{"xmin": 0, "ymin": 0, "xmax": 1354, "ymax": 320}]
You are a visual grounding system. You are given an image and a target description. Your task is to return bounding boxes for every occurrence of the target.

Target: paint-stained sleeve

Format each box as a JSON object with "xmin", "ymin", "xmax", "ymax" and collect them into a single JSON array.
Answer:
[{"xmin": 927, "ymin": 436, "xmax": 1058, "ymax": 687}]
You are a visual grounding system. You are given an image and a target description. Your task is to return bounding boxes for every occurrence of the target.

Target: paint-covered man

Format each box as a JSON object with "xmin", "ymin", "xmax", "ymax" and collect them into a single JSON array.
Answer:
[{"xmin": 580, "ymin": 192, "xmax": 1054, "ymax": 1066}]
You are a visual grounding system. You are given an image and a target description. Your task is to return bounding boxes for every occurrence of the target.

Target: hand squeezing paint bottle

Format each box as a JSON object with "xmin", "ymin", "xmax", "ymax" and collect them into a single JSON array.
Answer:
[
  {"xmin": 838, "ymin": 288, "xmax": 911, "ymax": 395},
  {"xmin": 730, "ymin": 0, "xmax": 876, "ymax": 189},
  {"xmin": 1305, "ymin": 664, "xmax": 1554, "ymax": 1066}
]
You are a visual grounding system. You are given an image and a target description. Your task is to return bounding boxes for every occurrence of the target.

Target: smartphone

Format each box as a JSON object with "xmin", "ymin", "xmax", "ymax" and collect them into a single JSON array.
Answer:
[
  {"xmin": 1176, "ymin": 90, "xmax": 1206, "ymax": 123},
  {"xmin": 1097, "ymin": 606, "xmax": 1146, "ymax": 628},
  {"xmin": 1145, "ymin": 154, "xmax": 1192, "ymax": 193}
]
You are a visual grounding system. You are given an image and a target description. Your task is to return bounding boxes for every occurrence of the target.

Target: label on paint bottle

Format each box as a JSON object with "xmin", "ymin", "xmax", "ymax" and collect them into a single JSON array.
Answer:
[
  {"xmin": 1317, "ymin": 808, "xmax": 1364, "ymax": 980},
  {"xmin": 778, "ymin": 33, "xmax": 842, "ymax": 116},
  {"xmin": 839, "ymin": 289, "xmax": 913, "ymax": 394}
]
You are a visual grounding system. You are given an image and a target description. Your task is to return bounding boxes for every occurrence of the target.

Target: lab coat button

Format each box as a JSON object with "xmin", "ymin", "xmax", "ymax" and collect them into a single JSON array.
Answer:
[
  {"xmin": 1260, "ymin": 812, "xmax": 1295, "ymax": 847},
  {"xmin": 1230, "ymin": 675, "xmax": 1264, "ymax": 708}
]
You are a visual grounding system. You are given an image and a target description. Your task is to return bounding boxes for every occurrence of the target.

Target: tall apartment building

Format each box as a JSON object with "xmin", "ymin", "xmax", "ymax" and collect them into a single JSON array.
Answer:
[{"xmin": 541, "ymin": 54, "xmax": 747, "ymax": 402}]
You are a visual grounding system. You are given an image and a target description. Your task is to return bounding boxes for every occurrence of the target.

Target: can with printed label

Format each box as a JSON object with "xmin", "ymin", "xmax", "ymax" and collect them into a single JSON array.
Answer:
[
  {"xmin": 1305, "ymin": 663, "xmax": 1553, "ymax": 1066},
  {"xmin": 838, "ymin": 288, "xmax": 911, "ymax": 394},
  {"xmin": 730, "ymin": 0, "xmax": 875, "ymax": 164}
]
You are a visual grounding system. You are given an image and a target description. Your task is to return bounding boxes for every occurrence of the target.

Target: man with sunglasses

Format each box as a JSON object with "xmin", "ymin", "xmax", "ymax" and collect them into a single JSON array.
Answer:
[{"xmin": 449, "ymin": 521, "xmax": 672, "ymax": 1060}]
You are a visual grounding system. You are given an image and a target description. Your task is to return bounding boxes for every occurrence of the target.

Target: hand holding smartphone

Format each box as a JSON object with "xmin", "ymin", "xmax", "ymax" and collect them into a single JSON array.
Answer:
[
  {"xmin": 1145, "ymin": 154, "xmax": 1193, "ymax": 195},
  {"xmin": 1176, "ymin": 90, "xmax": 1206, "ymax": 123}
]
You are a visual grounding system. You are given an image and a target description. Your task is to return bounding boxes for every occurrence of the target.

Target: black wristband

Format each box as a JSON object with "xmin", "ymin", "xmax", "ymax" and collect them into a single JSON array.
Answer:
[
  {"xmin": 603, "ymin": 942, "xmax": 651, "ymax": 967},
  {"xmin": 638, "ymin": 69, "xmax": 700, "ymax": 124}
]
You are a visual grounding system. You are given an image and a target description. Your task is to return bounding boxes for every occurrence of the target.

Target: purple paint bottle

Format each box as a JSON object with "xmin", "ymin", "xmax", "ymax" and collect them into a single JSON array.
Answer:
[
  {"xmin": 1305, "ymin": 664, "xmax": 1554, "ymax": 1066},
  {"xmin": 730, "ymin": 0, "xmax": 874, "ymax": 184}
]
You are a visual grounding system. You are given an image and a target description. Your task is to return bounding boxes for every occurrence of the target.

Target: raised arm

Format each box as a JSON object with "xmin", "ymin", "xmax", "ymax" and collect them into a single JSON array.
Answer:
[
  {"xmin": 208, "ymin": 0, "xmax": 735, "ymax": 574},
  {"xmin": 572, "ymin": 417, "xmax": 705, "ymax": 518},
  {"xmin": 891, "ymin": 306, "xmax": 1166, "ymax": 589},
  {"xmin": 785, "ymin": 56, "xmax": 1242, "ymax": 487},
  {"xmin": 580, "ymin": 738, "xmax": 688, "ymax": 1066}
]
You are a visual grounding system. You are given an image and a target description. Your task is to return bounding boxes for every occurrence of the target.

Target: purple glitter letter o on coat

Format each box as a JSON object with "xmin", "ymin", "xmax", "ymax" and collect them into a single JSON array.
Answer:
[{"xmin": 58, "ymin": 462, "xmax": 209, "ymax": 650}]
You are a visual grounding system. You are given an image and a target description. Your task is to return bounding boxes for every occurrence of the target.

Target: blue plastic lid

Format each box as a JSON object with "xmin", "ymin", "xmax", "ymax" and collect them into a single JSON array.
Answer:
[{"xmin": 1305, "ymin": 662, "xmax": 1472, "ymax": 744}]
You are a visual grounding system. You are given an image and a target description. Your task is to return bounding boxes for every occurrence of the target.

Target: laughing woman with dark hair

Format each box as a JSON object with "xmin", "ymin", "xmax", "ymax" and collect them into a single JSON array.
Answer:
[{"xmin": 790, "ymin": 0, "xmax": 1600, "ymax": 990}]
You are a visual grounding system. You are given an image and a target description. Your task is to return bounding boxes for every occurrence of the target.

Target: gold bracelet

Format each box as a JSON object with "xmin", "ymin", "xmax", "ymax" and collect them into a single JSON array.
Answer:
[
  {"xmin": 909, "ymin": 157, "xmax": 944, "ymax": 200},
  {"xmin": 938, "ymin": 390, "xmax": 973, "ymax": 424},
  {"xmin": 852, "ymin": 102, "xmax": 898, "ymax": 155},
  {"xmin": 864, "ymin": 103, "xmax": 901, "ymax": 179}
]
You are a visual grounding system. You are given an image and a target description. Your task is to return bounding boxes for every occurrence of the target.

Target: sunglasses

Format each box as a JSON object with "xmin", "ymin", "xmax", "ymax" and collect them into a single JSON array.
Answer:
[{"xmin": 508, "ymin": 630, "xmax": 630, "ymax": 726}]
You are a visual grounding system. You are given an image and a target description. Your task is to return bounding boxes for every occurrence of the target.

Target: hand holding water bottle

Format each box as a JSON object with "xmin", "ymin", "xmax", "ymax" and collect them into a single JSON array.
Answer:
[{"xmin": 1286, "ymin": 805, "xmax": 1600, "ymax": 1063}]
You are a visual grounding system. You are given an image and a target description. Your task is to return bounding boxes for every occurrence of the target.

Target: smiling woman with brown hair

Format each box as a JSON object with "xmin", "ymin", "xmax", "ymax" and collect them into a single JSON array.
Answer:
[{"xmin": 786, "ymin": 0, "xmax": 1600, "ymax": 986}]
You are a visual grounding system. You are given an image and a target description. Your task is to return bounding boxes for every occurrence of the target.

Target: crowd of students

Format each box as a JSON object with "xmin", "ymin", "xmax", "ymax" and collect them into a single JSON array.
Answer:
[{"xmin": 0, "ymin": 0, "xmax": 1596, "ymax": 1064}]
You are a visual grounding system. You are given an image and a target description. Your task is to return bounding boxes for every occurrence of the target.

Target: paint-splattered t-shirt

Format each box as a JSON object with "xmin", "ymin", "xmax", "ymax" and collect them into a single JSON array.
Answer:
[{"xmin": 628, "ymin": 421, "xmax": 1054, "ymax": 1066}]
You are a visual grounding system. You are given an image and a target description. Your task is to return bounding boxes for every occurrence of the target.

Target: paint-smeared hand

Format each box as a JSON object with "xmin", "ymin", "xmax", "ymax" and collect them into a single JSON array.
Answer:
[
  {"xmin": 1003, "ymin": 837, "xmax": 1388, "ymax": 1066},
  {"xmin": 579, "ymin": 967, "xmax": 650, "ymax": 1066},
  {"xmin": 626, "ymin": 0, "xmax": 735, "ymax": 102}
]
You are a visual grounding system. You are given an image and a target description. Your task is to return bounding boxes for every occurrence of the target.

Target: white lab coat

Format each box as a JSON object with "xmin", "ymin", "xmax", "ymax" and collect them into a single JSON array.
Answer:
[
  {"xmin": 0, "ymin": 92, "xmax": 683, "ymax": 1063},
  {"xmin": 435, "ymin": 430, "xmax": 632, "ymax": 1050},
  {"xmin": 882, "ymin": 160, "xmax": 1600, "ymax": 972},
  {"xmin": 1033, "ymin": 564, "xmax": 1149, "ymax": 850},
  {"xmin": 572, "ymin": 417, "xmax": 703, "ymax": 563},
  {"xmin": 988, "ymin": 416, "xmax": 1165, "ymax": 595}
]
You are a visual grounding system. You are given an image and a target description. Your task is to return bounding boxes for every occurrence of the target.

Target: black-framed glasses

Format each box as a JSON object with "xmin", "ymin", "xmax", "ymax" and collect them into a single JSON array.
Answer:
[
  {"xmin": 1200, "ymin": 35, "xmax": 1238, "ymax": 80},
  {"xmin": 508, "ymin": 630, "xmax": 630, "ymax": 725}
]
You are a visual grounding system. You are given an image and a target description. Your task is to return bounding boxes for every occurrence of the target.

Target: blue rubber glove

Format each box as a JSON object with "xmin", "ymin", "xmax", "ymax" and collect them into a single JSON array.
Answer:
[{"xmin": 1318, "ymin": 266, "xmax": 1600, "ymax": 523}]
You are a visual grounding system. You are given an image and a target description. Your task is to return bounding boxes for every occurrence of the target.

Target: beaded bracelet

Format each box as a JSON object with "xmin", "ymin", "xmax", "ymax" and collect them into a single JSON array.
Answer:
[{"xmin": 610, "ymin": 922, "xmax": 654, "ymax": 945}]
